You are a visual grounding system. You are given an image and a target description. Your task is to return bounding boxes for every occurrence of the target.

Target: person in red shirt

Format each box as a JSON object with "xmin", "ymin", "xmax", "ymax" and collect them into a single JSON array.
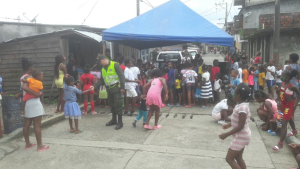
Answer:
[
  {"xmin": 80, "ymin": 65, "xmax": 96, "ymax": 115},
  {"xmin": 117, "ymin": 57, "xmax": 126, "ymax": 72},
  {"xmin": 225, "ymin": 54, "xmax": 234, "ymax": 64},
  {"xmin": 252, "ymin": 51, "xmax": 262, "ymax": 65},
  {"xmin": 211, "ymin": 59, "xmax": 220, "ymax": 87}
]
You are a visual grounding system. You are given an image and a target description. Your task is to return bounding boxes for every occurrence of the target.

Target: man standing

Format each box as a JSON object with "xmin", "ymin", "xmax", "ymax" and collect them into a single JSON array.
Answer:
[
  {"xmin": 93, "ymin": 55, "xmax": 125, "ymax": 130},
  {"xmin": 66, "ymin": 54, "xmax": 78, "ymax": 81}
]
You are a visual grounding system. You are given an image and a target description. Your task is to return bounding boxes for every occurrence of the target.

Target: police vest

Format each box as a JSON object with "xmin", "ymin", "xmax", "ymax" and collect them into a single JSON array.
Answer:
[{"xmin": 102, "ymin": 61, "xmax": 119, "ymax": 86}]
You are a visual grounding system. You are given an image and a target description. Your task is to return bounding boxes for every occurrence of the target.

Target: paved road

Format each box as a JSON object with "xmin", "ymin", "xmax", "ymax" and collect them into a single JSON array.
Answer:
[{"xmin": 0, "ymin": 102, "xmax": 297, "ymax": 169}]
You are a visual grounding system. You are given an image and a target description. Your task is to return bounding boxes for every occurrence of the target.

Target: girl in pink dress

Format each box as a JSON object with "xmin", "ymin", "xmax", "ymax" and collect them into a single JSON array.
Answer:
[
  {"xmin": 142, "ymin": 69, "xmax": 168, "ymax": 130},
  {"xmin": 219, "ymin": 83, "xmax": 251, "ymax": 169}
]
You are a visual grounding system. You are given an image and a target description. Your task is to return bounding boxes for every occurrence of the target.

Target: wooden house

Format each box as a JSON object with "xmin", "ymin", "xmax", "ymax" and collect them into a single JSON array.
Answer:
[{"xmin": 0, "ymin": 29, "xmax": 103, "ymax": 96}]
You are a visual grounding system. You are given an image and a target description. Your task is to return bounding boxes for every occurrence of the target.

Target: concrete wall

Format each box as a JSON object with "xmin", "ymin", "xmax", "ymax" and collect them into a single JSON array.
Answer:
[
  {"xmin": 243, "ymin": 0, "xmax": 300, "ymax": 29},
  {"xmin": 245, "ymin": 0, "xmax": 274, "ymax": 7}
]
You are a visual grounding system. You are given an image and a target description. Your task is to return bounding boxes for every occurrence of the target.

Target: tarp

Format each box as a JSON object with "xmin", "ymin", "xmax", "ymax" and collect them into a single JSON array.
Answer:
[{"xmin": 103, "ymin": 0, "xmax": 233, "ymax": 49}]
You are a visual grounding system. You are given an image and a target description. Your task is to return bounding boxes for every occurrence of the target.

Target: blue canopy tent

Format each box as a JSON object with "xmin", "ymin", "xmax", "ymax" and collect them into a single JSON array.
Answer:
[{"xmin": 103, "ymin": 0, "xmax": 233, "ymax": 50}]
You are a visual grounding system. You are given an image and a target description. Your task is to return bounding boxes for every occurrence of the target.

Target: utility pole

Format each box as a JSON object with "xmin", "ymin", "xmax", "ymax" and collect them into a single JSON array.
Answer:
[
  {"xmin": 137, "ymin": 0, "xmax": 140, "ymax": 16},
  {"xmin": 225, "ymin": 2, "xmax": 228, "ymax": 33},
  {"xmin": 273, "ymin": 0, "xmax": 280, "ymax": 65}
]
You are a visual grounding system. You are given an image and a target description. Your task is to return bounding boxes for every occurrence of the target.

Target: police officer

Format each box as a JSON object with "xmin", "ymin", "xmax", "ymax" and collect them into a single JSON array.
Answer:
[{"xmin": 93, "ymin": 54, "xmax": 125, "ymax": 130}]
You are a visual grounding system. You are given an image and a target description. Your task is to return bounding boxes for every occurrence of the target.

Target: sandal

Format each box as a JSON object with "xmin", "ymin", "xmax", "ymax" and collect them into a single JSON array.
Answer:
[
  {"xmin": 37, "ymin": 145, "xmax": 50, "ymax": 152},
  {"xmin": 69, "ymin": 128, "xmax": 75, "ymax": 133},
  {"xmin": 25, "ymin": 143, "xmax": 36, "ymax": 150},
  {"xmin": 267, "ymin": 130, "xmax": 272, "ymax": 133},
  {"xmin": 82, "ymin": 112, "xmax": 87, "ymax": 115},
  {"xmin": 54, "ymin": 109, "xmax": 59, "ymax": 113},
  {"xmin": 153, "ymin": 125, "xmax": 162, "ymax": 130},
  {"xmin": 185, "ymin": 105, "xmax": 191, "ymax": 108},
  {"xmin": 132, "ymin": 122, "xmax": 136, "ymax": 127},
  {"xmin": 272, "ymin": 142, "xmax": 283, "ymax": 151},
  {"xmin": 288, "ymin": 130, "xmax": 298, "ymax": 136},
  {"xmin": 143, "ymin": 125, "xmax": 153, "ymax": 130},
  {"xmin": 271, "ymin": 132, "xmax": 277, "ymax": 136},
  {"xmin": 74, "ymin": 129, "xmax": 83, "ymax": 134},
  {"xmin": 92, "ymin": 111, "xmax": 97, "ymax": 115}
]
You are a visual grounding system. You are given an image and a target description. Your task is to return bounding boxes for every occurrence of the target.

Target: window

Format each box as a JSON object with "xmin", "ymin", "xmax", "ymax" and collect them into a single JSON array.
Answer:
[
  {"xmin": 158, "ymin": 53, "xmax": 181, "ymax": 60},
  {"xmin": 189, "ymin": 51, "xmax": 197, "ymax": 58}
]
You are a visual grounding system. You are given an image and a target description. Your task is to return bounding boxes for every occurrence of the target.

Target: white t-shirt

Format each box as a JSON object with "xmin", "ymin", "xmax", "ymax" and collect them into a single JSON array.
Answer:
[
  {"xmin": 238, "ymin": 68, "xmax": 243, "ymax": 83},
  {"xmin": 202, "ymin": 72, "xmax": 210, "ymax": 82},
  {"xmin": 284, "ymin": 65, "xmax": 289, "ymax": 70},
  {"xmin": 129, "ymin": 67, "xmax": 140, "ymax": 80},
  {"xmin": 124, "ymin": 68, "xmax": 136, "ymax": 89},
  {"xmin": 266, "ymin": 66, "xmax": 275, "ymax": 80},
  {"xmin": 276, "ymin": 70, "xmax": 282, "ymax": 83},
  {"xmin": 183, "ymin": 70, "xmax": 198, "ymax": 83},
  {"xmin": 212, "ymin": 99, "xmax": 228, "ymax": 116},
  {"xmin": 214, "ymin": 79, "xmax": 222, "ymax": 92}
]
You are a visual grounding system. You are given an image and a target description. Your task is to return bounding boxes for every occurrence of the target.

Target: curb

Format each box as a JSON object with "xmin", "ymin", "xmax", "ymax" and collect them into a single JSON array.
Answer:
[{"xmin": 0, "ymin": 104, "xmax": 84, "ymax": 143}]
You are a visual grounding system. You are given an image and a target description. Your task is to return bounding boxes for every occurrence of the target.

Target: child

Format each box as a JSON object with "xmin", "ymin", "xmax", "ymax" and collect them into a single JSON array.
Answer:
[
  {"xmin": 248, "ymin": 67, "xmax": 254, "ymax": 101},
  {"xmin": 195, "ymin": 74, "xmax": 202, "ymax": 105},
  {"xmin": 21, "ymin": 69, "xmax": 44, "ymax": 114},
  {"xmin": 139, "ymin": 72, "xmax": 147, "ymax": 93},
  {"xmin": 284, "ymin": 60, "xmax": 289, "ymax": 70},
  {"xmin": 124, "ymin": 59, "xmax": 140, "ymax": 115},
  {"xmin": 242, "ymin": 65, "xmax": 249, "ymax": 85},
  {"xmin": 212, "ymin": 95, "xmax": 235, "ymax": 125},
  {"xmin": 183, "ymin": 63, "xmax": 198, "ymax": 108},
  {"xmin": 254, "ymin": 91, "xmax": 278, "ymax": 131},
  {"xmin": 219, "ymin": 83, "xmax": 251, "ymax": 169},
  {"xmin": 64, "ymin": 75, "xmax": 93, "ymax": 134},
  {"xmin": 80, "ymin": 65, "xmax": 96, "ymax": 115},
  {"xmin": 132, "ymin": 98, "xmax": 148, "ymax": 127},
  {"xmin": 167, "ymin": 62, "xmax": 175, "ymax": 107},
  {"xmin": 200, "ymin": 65, "xmax": 213, "ymax": 108},
  {"xmin": 99, "ymin": 85, "xmax": 109, "ymax": 108},
  {"xmin": 268, "ymin": 102, "xmax": 283, "ymax": 136},
  {"xmin": 143, "ymin": 69, "xmax": 168, "ymax": 129},
  {"xmin": 273, "ymin": 69, "xmax": 300, "ymax": 151},
  {"xmin": 253, "ymin": 65, "xmax": 259, "ymax": 91},
  {"xmin": 181, "ymin": 63, "xmax": 188, "ymax": 106},
  {"xmin": 238, "ymin": 63, "xmax": 243, "ymax": 83},
  {"xmin": 266, "ymin": 59, "xmax": 276, "ymax": 98},
  {"xmin": 211, "ymin": 59, "xmax": 220, "ymax": 89},
  {"xmin": 228, "ymin": 69, "xmax": 240, "ymax": 95},
  {"xmin": 175, "ymin": 74, "xmax": 182, "ymax": 107},
  {"xmin": 275, "ymin": 64, "xmax": 282, "ymax": 87},
  {"xmin": 214, "ymin": 73, "xmax": 222, "ymax": 103},
  {"xmin": 288, "ymin": 142, "xmax": 300, "ymax": 169},
  {"xmin": 258, "ymin": 65, "xmax": 266, "ymax": 91}
]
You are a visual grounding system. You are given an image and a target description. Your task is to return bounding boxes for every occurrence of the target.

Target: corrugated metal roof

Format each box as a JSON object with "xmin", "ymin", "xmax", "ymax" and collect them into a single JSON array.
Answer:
[
  {"xmin": 74, "ymin": 30, "xmax": 102, "ymax": 42},
  {"xmin": 0, "ymin": 29, "xmax": 102, "ymax": 45}
]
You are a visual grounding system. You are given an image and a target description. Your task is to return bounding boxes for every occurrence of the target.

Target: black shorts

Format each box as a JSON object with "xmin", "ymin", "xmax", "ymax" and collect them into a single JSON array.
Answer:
[
  {"xmin": 176, "ymin": 88, "xmax": 182, "ymax": 94},
  {"xmin": 259, "ymin": 86, "xmax": 264, "ymax": 91}
]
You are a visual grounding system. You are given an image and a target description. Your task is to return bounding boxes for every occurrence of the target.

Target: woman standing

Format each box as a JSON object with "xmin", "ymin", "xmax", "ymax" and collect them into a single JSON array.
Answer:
[
  {"xmin": 54, "ymin": 55, "xmax": 68, "ymax": 113},
  {"xmin": 18, "ymin": 58, "xmax": 49, "ymax": 151}
]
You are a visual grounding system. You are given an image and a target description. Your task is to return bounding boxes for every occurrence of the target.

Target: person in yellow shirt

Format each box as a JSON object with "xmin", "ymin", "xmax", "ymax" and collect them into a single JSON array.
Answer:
[
  {"xmin": 175, "ymin": 74, "xmax": 182, "ymax": 107},
  {"xmin": 242, "ymin": 65, "xmax": 249, "ymax": 85},
  {"xmin": 21, "ymin": 69, "xmax": 44, "ymax": 114},
  {"xmin": 258, "ymin": 66, "xmax": 265, "ymax": 91}
]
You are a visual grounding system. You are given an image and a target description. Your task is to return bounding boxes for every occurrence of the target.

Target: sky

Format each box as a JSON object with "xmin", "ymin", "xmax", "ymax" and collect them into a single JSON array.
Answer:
[{"xmin": 0, "ymin": 0, "xmax": 241, "ymax": 29}]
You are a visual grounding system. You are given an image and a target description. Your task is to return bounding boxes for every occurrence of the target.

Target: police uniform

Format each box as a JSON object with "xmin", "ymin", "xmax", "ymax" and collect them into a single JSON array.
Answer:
[{"xmin": 94, "ymin": 60, "xmax": 125, "ymax": 130}]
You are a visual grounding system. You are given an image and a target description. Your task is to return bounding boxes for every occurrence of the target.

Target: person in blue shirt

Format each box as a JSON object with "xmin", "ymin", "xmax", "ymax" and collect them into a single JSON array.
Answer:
[
  {"xmin": 253, "ymin": 65, "xmax": 259, "ymax": 91},
  {"xmin": 228, "ymin": 69, "xmax": 240, "ymax": 95},
  {"xmin": 167, "ymin": 62, "xmax": 175, "ymax": 107}
]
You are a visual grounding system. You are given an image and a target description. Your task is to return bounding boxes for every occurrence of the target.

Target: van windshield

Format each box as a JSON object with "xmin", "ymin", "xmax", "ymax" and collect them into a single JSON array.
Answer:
[
  {"xmin": 158, "ymin": 53, "xmax": 181, "ymax": 60},
  {"xmin": 189, "ymin": 51, "xmax": 197, "ymax": 58}
]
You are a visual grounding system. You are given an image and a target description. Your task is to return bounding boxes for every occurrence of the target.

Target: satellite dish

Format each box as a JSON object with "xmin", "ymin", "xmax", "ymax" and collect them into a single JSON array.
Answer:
[
  {"xmin": 30, "ymin": 14, "xmax": 39, "ymax": 23},
  {"xmin": 244, "ymin": 12, "xmax": 251, "ymax": 17}
]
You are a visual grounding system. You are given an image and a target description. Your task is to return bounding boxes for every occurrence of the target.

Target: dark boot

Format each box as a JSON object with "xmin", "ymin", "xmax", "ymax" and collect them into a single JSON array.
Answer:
[
  {"xmin": 115, "ymin": 115, "xmax": 123, "ymax": 130},
  {"xmin": 106, "ymin": 113, "xmax": 117, "ymax": 126}
]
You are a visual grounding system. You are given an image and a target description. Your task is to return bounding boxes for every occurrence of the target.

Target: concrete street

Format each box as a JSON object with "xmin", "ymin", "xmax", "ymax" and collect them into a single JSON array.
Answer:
[{"xmin": 0, "ymin": 54, "xmax": 298, "ymax": 169}]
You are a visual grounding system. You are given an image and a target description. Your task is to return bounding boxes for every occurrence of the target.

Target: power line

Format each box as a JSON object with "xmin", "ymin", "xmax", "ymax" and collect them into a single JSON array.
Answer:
[
  {"xmin": 203, "ymin": 9, "xmax": 223, "ymax": 17},
  {"xmin": 60, "ymin": 0, "xmax": 91, "ymax": 23},
  {"xmin": 145, "ymin": 0, "xmax": 154, "ymax": 8},
  {"xmin": 141, "ymin": 0, "xmax": 154, "ymax": 8},
  {"xmin": 82, "ymin": 0, "xmax": 99, "ymax": 25},
  {"xmin": 200, "ymin": 6, "xmax": 216, "ymax": 15}
]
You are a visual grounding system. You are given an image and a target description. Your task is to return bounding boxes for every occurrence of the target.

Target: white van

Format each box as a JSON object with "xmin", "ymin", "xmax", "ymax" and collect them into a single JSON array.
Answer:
[{"xmin": 156, "ymin": 51, "xmax": 184, "ymax": 62}]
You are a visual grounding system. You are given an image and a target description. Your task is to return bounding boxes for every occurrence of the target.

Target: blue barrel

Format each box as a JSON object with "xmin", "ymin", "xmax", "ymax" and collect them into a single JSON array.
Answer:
[{"xmin": 1, "ymin": 95, "xmax": 23, "ymax": 134}]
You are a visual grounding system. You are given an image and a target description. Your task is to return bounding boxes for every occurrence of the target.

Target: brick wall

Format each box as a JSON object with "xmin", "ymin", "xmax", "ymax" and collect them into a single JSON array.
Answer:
[
  {"xmin": 259, "ymin": 13, "xmax": 298, "ymax": 29},
  {"xmin": 295, "ymin": 12, "xmax": 300, "ymax": 28}
]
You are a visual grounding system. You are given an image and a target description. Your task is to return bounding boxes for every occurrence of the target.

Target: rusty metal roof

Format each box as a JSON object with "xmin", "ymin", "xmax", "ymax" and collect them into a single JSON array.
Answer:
[{"xmin": 0, "ymin": 29, "xmax": 102, "ymax": 45}]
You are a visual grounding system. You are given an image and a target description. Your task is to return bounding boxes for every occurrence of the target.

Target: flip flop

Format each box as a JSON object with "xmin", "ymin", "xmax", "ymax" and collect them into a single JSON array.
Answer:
[
  {"xmin": 185, "ymin": 105, "xmax": 191, "ymax": 108},
  {"xmin": 202, "ymin": 106, "xmax": 208, "ymax": 109},
  {"xmin": 153, "ymin": 125, "xmax": 161, "ymax": 130},
  {"xmin": 25, "ymin": 143, "xmax": 36, "ymax": 150},
  {"xmin": 132, "ymin": 122, "xmax": 136, "ymax": 127},
  {"xmin": 69, "ymin": 128, "xmax": 75, "ymax": 133},
  {"xmin": 271, "ymin": 132, "xmax": 277, "ymax": 136},
  {"xmin": 74, "ymin": 130, "xmax": 83, "ymax": 134},
  {"xmin": 267, "ymin": 130, "xmax": 272, "ymax": 133},
  {"xmin": 272, "ymin": 142, "xmax": 283, "ymax": 151},
  {"xmin": 37, "ymin": 145, "xmax": 50, "ymax": 152},
  {"xmin": 288, "ymin": 130, "xmax": 298, "ymax": 136},
  {"xmin": 143, "ymin": 125, "xmax": 153, "ymax": 130}
]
